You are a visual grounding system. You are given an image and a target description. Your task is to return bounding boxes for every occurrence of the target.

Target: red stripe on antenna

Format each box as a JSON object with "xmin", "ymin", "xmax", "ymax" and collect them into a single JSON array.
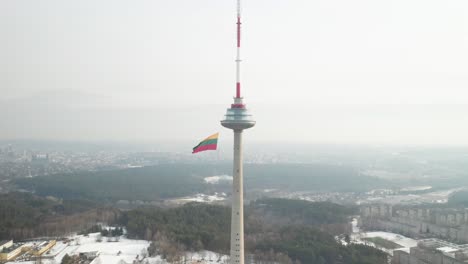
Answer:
[
  {"xmin": 231, "ymin": 104, "xmax": 245, "ymax": 108},
  {"xmin": 236, "ymin": 82, "xmax": 241, "ymax": 98}
]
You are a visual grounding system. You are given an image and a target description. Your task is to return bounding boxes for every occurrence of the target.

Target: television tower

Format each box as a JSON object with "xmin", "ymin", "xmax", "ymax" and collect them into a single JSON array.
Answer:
[{"xmin": 221, "ymin": 0, "xmax": 255, "ymax": 263}]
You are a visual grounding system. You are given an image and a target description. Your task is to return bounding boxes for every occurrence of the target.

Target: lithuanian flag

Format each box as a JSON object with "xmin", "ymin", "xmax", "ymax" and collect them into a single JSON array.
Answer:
[{"xmin": 192, "ymin": 133, "xmax": 219, "ymax": 154}]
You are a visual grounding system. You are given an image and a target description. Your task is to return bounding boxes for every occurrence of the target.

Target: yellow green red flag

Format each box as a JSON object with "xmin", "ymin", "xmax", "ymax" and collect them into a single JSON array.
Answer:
[{"xmin": 192, "ymin": 133, "xmax": 219, "ymax": 154}]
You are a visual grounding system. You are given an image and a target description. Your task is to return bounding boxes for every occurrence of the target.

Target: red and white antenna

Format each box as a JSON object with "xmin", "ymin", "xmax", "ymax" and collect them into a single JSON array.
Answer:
[
  {"xmin": 232, "ymin": 0, "xmax": 245, "ymax": 108},
  {"xmin": 236, "ymin": 0, "xmax": 242, "ymax": 98}
]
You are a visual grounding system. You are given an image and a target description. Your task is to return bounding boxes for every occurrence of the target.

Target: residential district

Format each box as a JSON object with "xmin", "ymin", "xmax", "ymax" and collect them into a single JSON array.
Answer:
[
  {"xmin": 0, "ymin": 143, "xmax": 186, "ymax": 184},
  {"xmin": 359, "ymin": 204, "xmax": 468, "ymax": 264}
]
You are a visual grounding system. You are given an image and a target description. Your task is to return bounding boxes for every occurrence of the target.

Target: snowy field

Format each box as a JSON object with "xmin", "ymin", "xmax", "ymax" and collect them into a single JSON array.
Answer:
[
  {"xmin": 349, "ymin": 218, "xmax": 418, "ymax": 256},
  {"xmin": 204, "ymin": 175, "xmax": 232, "ymax": 184},
  {"xmin": 355, "ymin": 232, "xmax": 418, "ymax": 249},
  {"xmin": 168, "ymin": 192, "xmax": 227, "ymax": 204},
  {"xmin": 400, "ymin": 186, "xmax": 432, "ymax": 192},
  {"xmin": 7, "ymin": 232, "xmax": 227, "ymax": 264},
  {"xmin": 357, "ymin": 187, "xmax": 463, "ymax": 205}
]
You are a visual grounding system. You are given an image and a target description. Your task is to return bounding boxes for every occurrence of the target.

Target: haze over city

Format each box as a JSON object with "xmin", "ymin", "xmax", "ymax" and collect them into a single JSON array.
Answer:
[
  {"xmin": 2, "ymin": 0, "xmax": 468, "ymax": 145},
  {"xmin": 4, "ymin": 1, "xmax": 468, "ymax": 264}
]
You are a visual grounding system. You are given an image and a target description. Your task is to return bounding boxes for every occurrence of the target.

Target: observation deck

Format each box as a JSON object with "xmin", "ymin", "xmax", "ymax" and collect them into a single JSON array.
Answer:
[{"xmin": 221, "ymin": 98, "xmax": 255, "ymax": 131}]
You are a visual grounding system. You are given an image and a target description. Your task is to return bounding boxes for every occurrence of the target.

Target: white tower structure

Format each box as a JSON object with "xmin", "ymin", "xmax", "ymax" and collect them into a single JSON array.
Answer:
[{"xmin": 221, "ymin": 1, "xmax": 255, "ymax": 263}]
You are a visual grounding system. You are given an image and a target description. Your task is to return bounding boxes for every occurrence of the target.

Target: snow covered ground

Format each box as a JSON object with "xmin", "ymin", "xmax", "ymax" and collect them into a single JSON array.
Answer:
[
  {"xmin": 356, "ymin": 231, "xmax": 418, "ymax": 249},
  {"xmin": 357, "ymin": 187, "xmax": 463, "ymax": 205},
  {"xmin": 351, "ymin": 218, "xmax": 360, "ymax": 233},
  {"xmin": 172, "ymin": 192, "xmax": 227, "ymax": 203},
  {"xmin": 204, "ymin": 175, "xmax": 232, "ymax": 184},
  {"xmin": 400, "ymin": 186, "xmax": 432, "ymax": 192},
  {"xmin": 349, "ymin": 218, "xmax": 418, "ymax": 256},
  {"xmin": 7, "ymin": 232, "xmax": 228, "ymax": 264}
]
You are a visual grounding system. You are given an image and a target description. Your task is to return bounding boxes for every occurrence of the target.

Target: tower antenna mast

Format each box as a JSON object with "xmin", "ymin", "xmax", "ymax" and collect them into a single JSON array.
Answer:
[
  {"xmin": 235, "ymin": 0, "xmax": 242, "ymax": 99},
  {"xmin": 232, "ymin": 0, "xmax": 245, "ymax": 109}
]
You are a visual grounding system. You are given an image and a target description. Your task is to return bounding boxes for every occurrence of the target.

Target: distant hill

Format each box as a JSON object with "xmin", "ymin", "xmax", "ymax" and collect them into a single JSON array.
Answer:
[{"xmin": 13, "ymin": 163, "xmax": 387, "ymax": 202}]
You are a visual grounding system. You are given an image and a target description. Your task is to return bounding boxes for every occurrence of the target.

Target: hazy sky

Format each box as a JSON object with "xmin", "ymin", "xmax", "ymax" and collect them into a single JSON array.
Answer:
[{"xmin": 2, "ymin": 0, "xmax": 468, "ymax": 145}]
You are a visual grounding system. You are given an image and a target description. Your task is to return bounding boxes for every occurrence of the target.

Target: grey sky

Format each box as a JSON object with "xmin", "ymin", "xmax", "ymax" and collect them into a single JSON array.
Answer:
[{"xmin": 1, "ymin": 0, "xmax": 468, "ymax": 145}]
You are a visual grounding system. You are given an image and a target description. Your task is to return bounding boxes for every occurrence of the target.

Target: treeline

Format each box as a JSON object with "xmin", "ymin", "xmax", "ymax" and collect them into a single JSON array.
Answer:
[
  {"xmin": 0, "ymin": 192, "xmax": 117, "ymax": 240},
  {"xmin": 80, "ymin": 225, "xmax": 124, "ymax": 237},
  {"xmin": 121, "ymin": 203, "xmax": 230, "ymax": 251},
  {"xmin": 244, "ymin": 164, "xmax": 386, "ymax": 192},
  {"xmin": 120, "ymin": 199, "xmax": 387, "ymax": 263},
  {"xmin": 246, "ymin": 199, "xmax": 356, "ymax": 237},
  {"xmin": 0, "ymin": 192, "xmax": 52, "ymax": 239},
  {"xmin": 249, "ymin": 198, "xmax": 356, "ymax": 226},
  {"xmin": 254, "ymin": 226, "xmax": 386, "ymax": 264},
  {"xmin": 13, "ymin": 163, "xmax": 386, "ymax": 202},
  {"xmin": 13, "ymin": 164, "xmax": 211, "ymax": 201}
]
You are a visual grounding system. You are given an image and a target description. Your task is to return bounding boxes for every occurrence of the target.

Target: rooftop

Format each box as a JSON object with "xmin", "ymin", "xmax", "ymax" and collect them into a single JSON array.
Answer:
[
  {"xmin": 437, "ymin": 246, "xmax": 459, "ymax": 253},
  {"xmin": 1, "ymin": 244, "xmax": 23, "ymax": 254},
  {"xmin": 416, "ymin": 239, "xmax": 468, "ymax": 260},
  {"xmin": 0, "ymin": 240, "xmax": 11, "ymax": 246},
  {"xmin": 418, "ymin": 239, "xmax": 461, "ymax": 250}
]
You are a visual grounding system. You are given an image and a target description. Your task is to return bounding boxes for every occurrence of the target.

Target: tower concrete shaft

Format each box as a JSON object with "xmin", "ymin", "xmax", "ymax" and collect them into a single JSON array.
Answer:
[
  {"xmin": 221, "ymin": 104, "xmax": 253, "ymax": 264},
  {"xmin": 230, "ymin": 130, "xmax": 244, "ymax": 264}
]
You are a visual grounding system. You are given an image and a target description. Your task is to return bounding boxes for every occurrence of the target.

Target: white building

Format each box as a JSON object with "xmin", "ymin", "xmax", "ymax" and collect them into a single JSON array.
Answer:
[{"xmin": 0, "ymin": 240, "xmax": 13, "ymax": 252}]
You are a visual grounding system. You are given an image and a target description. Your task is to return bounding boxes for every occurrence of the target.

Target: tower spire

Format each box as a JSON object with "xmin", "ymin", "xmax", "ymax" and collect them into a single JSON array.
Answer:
[
  {"xmin": 236, "ymin": 0, "xmax": 242, "ymax": 99},
  {"xmin": 232, "ymin": 0, "xmax": 245, "ymax": 109}
]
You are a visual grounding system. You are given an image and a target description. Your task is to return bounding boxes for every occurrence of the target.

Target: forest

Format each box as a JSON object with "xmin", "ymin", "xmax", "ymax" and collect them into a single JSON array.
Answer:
[
  {"xmin": 120, "ymin": 199, "xmax": 387, "ymax": 264},
  {"xmin": 0, "ymin": 192, "xmax": 387, "ymax": 263},
  {"xmin": 0, "ymin": 192, "xmax": 118, "ymax": 240},
  {"xmin": 13, "ymin": 163, "xmax": 386, "ymax": 202}
]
